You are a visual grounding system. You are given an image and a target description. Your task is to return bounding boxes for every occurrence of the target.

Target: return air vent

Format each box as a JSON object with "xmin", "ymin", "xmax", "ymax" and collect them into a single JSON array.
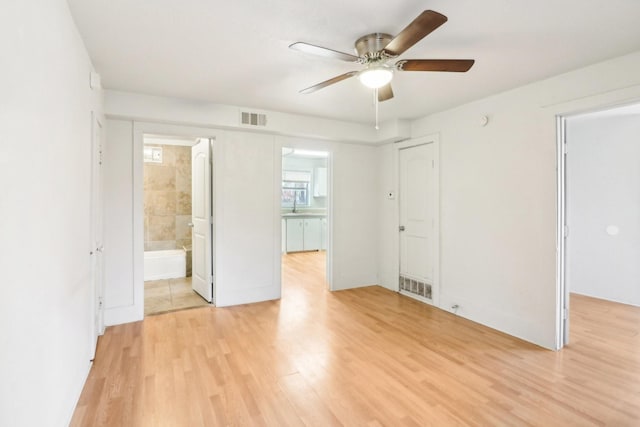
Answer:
[
  {"xmin": 399, "ymin": 275, "xmax": 432, "ymax": 300},
  {"xmin": 240, "ymin": 111, "xmax": 267, "ymax": 127}
]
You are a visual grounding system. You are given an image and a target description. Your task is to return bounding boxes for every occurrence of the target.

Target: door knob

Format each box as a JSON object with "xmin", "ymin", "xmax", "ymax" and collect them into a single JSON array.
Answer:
[
  {"xmin": 187, "ymin": 223, "xmax": 194, "ymax": 228},
  {"xmin": 399, "ymin": 225, "xmax": 406, "ymax": 231}
]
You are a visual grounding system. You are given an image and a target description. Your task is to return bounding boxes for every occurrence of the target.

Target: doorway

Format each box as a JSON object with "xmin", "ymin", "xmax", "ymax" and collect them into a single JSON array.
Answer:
[
  {"xmin": 280, "ymin": 147, "xmax": 330, "ymax": 294},
  {"xmin": 557, "ymin": 102, "xmax": 640, "ymax": 347},
  {"xmin": 396, "ymin": 136, "xmax": 440, "ymax": 306},
  {"xmin": 142, "ymin": 134, "xmax": 212, "ymax": 315}
]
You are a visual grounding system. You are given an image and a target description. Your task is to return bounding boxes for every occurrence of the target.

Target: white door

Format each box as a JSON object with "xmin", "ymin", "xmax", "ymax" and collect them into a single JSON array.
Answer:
[
  {"xmin": 191, "ymin": 138, "xmax": 213, "ymax": 302},
  {"xmin": 89, "ymin": 113, "xmax": 104, "ymax": 359},
  {"xmin": 399, "ymin": 143, "xmax": 436, "ymax": 302},
  {"xmin": 286, "ymin": 218, "xmax": 304, "ymax": 252},
  {"xmin": 303, "ymin": 218, "xmax": 322, "ymax": 250},
  {"xmin": 320, "ymin": 217, "xmax": 327, "ymax": 250}
]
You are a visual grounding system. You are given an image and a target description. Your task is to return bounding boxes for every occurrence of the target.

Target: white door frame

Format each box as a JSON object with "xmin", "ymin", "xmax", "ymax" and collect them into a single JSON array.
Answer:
[
  {"xmin": 276, "ymin": 141, "xmax": 334, "ymax": 291},
  {"xmin": 90, "ymin": 112, "xmax": 105, "ymax": 358},
  {"xmin": 395, "ymin": 134, "xmax": 440, "ymax": 306},
  {"xmin": 132, "ymin": 122, "xmax": 221, "ymax": 318},
  {"xmin": 555, "ymin": 115, "xmax": 569, "ymax": 349},
  {"xmin": 555, "ymin": 98, "xmax": 640, "ymax": 350}
]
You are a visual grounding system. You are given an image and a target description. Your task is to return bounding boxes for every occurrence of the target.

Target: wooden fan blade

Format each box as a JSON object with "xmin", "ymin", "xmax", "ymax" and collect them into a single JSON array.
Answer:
[
  {"xmin": 378, "ymin": 83, "xmax": 394, "ymax": 102},
  {"xmin": 299, "ymin": 72, "xmax": 358, "ymax": 94},
  {"xmin": 289, "ymin": 42, "xmax": 359, "ymax": 62},
  {"xmin": 382, "ymin": 10, "xmax": 448, "ymax": 57},
  {"xmin": 396, "ymin": 59, "xmax": 475, "ymax": 72}
]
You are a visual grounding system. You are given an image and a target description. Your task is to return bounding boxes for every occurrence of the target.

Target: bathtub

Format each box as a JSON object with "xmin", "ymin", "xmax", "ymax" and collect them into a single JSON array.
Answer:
[{"xmin": 144, "ymin": 249, "xmax": 186, "ymax": 281}]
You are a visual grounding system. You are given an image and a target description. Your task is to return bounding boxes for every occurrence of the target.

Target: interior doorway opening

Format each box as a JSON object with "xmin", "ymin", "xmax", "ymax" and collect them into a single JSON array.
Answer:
[
  {"xmin": 142, "ymin": 134, "xmax": 211, "ymax": 316},
  {"xmin": 557, "ymin": 101, "xmax": 640, "ymax": 348},
  {"xmin": 280, "ymin": 147, "xmax": 330, "ymax": 296}
]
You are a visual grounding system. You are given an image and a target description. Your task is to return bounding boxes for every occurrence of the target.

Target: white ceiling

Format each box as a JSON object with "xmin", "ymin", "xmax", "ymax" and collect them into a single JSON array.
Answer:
[{"xmin": 67, "ymin": 0, "xmax": 640, "ymax": 124}]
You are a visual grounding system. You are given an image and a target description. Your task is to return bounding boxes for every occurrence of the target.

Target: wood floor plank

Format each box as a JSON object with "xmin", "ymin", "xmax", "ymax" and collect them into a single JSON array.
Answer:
[{"xmin": 71, "ymin": 252, "xmax": 640, "ymax": 426}]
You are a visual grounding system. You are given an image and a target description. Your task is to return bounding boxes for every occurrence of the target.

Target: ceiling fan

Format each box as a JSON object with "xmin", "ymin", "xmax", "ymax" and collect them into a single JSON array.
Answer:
[{"xmin": 289, "ymin": 10, "xmax": 475, "ymax": 105}]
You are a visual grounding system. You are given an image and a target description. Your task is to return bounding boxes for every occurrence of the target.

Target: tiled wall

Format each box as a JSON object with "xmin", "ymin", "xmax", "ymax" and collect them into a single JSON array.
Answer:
[{"xmin": 144, "ymin": 145, "xmax": 192, "ymax": 252}]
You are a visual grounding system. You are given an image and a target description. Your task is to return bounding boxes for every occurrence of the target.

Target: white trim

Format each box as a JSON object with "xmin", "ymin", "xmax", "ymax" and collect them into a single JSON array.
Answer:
[
  {"xmin": 273, "ymin": 144, "xmax": 283, "ymax": 296},
  {"xmin": 90, "ymin": 111, "xmax": 105, "ymax": 340},
  {"xmin": 63, "ymin": 360, "xmax": 93, "ymax": 427},
  {"xmin": 555, "ymin": 116, "xmax": 568, "ymax": 350},
  {"xmin": 326, "ymin": 151, "xmax": 334, "ymax": 291},
  {"xmin": 143, "ymin": 135, "xmax": 198, "ymax": 147},
  {"xmin": 209, "ymin": 137, "xmax": 217, "ymax": 306},
  {"xmin": 394, "ymin": 133, "xmax": 441, "ymax": 307}
]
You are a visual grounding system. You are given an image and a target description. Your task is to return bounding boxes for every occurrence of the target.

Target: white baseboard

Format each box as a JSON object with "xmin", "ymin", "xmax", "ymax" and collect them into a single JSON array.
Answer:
[{"xmin": 62, "ymin": 360, "xmax": 92, "ymax": 427}]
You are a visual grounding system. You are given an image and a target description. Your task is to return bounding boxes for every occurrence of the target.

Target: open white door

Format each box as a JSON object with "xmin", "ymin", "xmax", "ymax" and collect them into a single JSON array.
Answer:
[
  {"xmin": 191, "ymin": 138, "xmax": 213, "ymax": 302},
  {"xmin": 399, "ymin": 143, "xmax": 437, "ymax": 303},
  {"xmin": 89, "ymin": 113, "xmax": 105, "ymax": 359}
]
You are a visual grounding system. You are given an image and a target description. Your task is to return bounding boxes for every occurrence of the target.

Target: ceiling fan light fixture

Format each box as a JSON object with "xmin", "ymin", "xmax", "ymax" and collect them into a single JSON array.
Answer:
[{"xmin": 358, "ymin": 66, "xmax": 393, "ymax": 89}]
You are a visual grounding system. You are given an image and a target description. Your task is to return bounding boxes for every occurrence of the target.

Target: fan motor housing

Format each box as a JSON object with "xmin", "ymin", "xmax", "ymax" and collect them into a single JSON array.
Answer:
[{"xmin": 355, "ymin": 33, "xmax": 393, "ymax": 57}]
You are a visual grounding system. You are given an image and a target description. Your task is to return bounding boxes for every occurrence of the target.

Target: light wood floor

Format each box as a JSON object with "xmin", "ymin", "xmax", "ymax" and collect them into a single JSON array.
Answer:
[{"xmin": 72, "ymin": 252, "xmax": 640, "ymax": 426}]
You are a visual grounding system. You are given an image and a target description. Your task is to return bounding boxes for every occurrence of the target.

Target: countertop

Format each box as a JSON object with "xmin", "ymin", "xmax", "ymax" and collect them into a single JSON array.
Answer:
[{"xmin": 281, "ymin": 212, "xmax": 326, "ymax": 218}]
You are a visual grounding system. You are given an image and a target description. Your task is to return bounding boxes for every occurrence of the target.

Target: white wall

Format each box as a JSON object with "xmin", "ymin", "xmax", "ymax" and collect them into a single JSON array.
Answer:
[
  {"xmin": 103, "ymin": 119, "xmax": 137, "ymax": 324},
  {"xmin": 104, "ymin": 90, "xmax": 405, "ymax": 144},
  {"xmin": 376, "ymin": 143, "xmax": 399, "ymax": 292},
  {"xmin": 0, "ymin": 1, "xmax": 102, "ymax": 426},
  {"xmin": 214, "ymin": 131, "xmax": 282, "ymax": 306},
  {"xmin": 566, "ymin": 113, "xmax": 640, "ymax": 306},
  {"xmin": 101, "ymin": 112, "xmax": 380, "ymax": 321},
  {"xmin": 377, "ymin": 50, "xmax": 640, "ymax": 349},
  {"xmin": 330, "ymin": 143, "xmax": 379, "ymax": 290}
]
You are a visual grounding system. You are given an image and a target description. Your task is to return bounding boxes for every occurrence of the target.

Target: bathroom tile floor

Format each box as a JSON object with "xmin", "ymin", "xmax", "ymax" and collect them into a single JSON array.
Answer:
[{"xmin": 144, "ymin": 277, "xmax": 209, "ymax": 316}]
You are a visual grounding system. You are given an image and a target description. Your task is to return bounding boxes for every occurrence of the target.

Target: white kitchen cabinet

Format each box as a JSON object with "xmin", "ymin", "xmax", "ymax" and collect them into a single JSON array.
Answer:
[
  {"xmin": 285, "ymin": 217, "xmax": 323, "ymax": 252},
  {"xmin": 281, "ymin": 219, "xmax": 287, "ymax": 253},
  {"xmin": 314, "ymin": 167, "xmax": 327, "ymax": 197},
  {"xmin": 320, "ymin": 217, "xmax": 327, "ymax": 250},
  {"xmin": 286, "ymin": 218, "xmax": 304, "ymax": 252},
  {"xmin": 303, "ymin": 218, "xmax": 321, "ymax": 250}
]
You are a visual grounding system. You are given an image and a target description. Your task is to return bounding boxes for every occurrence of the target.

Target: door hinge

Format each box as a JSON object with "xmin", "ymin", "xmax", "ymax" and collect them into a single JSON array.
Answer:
[
  {"xmin": 562, "ymin": 307, "xmax": 568, "ymax": 320},
  {"xmin": 563, "ymin": 225, "xmax": 569, "ymax": 238},
  {"xmin": 208, "ymin": 275, "xmax": 214, "ymax": 284},
  {"xmin": 432, "ymin": 159, "xmax": 435, "ymax": 168},
  {"xmin": 563, "ymin": 143, "xmax": 568, "ymax": 155},
  {"xmin": 210, "ymin": 216, "xmax": 214, "ymax": 224}
]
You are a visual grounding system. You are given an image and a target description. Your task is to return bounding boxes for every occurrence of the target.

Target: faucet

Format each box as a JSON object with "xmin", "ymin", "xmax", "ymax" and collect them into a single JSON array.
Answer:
[{"xmin": 292, "ymin": 194, "xmax": 297, "ymax": 213}]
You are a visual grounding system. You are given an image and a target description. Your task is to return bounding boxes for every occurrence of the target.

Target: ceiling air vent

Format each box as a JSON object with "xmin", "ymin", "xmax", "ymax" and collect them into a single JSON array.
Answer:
[{"xmin": 240, "ymin": 111, "xmax": 267, "ymax": 127}]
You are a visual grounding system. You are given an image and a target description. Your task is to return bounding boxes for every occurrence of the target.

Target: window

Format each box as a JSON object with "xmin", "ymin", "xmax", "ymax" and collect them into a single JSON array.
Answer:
[{"xmin": 282, "ymin": 170, "xmax": 311, "ymax": 207}]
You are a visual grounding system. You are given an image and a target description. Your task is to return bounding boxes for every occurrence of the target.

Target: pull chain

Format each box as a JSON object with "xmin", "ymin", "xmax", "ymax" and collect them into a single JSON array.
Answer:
[{"xmin": 374, "ymin": 88, "xmax": 379, "ymax": 130}]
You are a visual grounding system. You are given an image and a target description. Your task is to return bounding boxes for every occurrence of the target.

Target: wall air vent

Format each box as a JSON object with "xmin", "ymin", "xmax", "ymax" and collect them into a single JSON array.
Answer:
[
  {"xmin": 399, "ymin": 275, "xmax": 432, "ymax": 300},
  {"xmin": 240, "ymin": 111, "xmax": 268, "ymax": 127}
]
